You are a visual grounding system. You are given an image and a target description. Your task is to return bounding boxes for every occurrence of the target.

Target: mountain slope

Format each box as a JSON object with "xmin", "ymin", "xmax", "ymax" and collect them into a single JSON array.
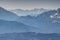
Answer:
[
  {"xmin": 0, "ymin": 7, "xmax": 18, "ymax": 21},
  {"xmin": 0, "ymin": 20, "xmax": 40, "ymax": 34},
  {"xmin": 17, "ymin": 15, "xmax": 40, "ymax": 27}
]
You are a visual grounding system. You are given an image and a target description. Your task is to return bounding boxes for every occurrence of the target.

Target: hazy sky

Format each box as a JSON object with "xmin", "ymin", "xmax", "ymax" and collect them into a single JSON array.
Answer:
[{"xmin": 0, "ymin": 0, "xmax": 60, "ymax": 10}]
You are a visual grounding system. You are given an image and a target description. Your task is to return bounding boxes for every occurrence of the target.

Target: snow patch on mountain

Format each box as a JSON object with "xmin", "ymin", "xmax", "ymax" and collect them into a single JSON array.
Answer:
[{"xmin": 11, "ymin": 8, "xmax": 50, "ymax": 16}]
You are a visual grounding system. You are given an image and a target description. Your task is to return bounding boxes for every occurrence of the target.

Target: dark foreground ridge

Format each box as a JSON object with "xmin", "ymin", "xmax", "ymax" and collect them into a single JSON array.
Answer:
[{"xmin": 0, "ymin": 32, "xmax": 60, "ymax": 40}]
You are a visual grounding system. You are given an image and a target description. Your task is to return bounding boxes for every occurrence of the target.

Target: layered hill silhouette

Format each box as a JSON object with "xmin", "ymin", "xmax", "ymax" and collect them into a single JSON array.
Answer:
[
  {"xmin": 0, "ymin": 7, "xmax": 60, "ymax": 33},
  {"xmin": 0, "ymin": 7, "xmax": 60, "ymax": 40}
]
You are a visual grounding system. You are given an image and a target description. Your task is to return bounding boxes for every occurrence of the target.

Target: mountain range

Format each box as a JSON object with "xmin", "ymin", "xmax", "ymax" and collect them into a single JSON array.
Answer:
[
  {"xmin": 16, "ymin": 8, "xmax": 60, "ymax": 33},
  {"xmin": 0, "ymin": 7, "xmax": 60, "ymax": 33}
]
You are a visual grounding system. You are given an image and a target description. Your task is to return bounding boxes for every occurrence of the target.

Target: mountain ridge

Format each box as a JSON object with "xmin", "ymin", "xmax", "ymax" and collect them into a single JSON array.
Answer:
[{"xmin": 0, "ymin": 7, "xmax": 18, "ymax": 21}]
